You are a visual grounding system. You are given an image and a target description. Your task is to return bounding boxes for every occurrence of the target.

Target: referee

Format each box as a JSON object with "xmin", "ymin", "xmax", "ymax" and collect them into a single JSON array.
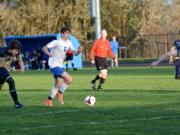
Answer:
[{"xmin": 90, "ymin": 29, "xmax": 115, "ymax": 90}]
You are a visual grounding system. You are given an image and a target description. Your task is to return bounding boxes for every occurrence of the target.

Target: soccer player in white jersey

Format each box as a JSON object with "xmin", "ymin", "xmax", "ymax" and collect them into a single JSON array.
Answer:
[
  {"xmin": 150, "ymin": 46, "xmax": 177, "ymax": 67},
  {"xmin": 43, "ymin": 27, "xmax": 82, "ymax": 107}
]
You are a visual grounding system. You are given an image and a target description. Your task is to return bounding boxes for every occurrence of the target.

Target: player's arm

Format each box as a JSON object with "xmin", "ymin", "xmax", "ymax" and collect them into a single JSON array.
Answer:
[
  {"xmin": 42, "ymin": 46, "xmax": 52, "ymax": 57},
  {"xmin": 0, "ymin": 48, "xmax": 6, "ymax": 57},
  {"xmin": 17, "ymin": 55, "xmax": 25, "ymax": 73},
  {"xmin": 68, "ymin": 40, "xmax": 83, "ymax": 56},
  {"xmin": 169, "ymin": 55, "xmax": 174, "ymax": 64},
  {"xmin": 42, "ymin": 40, "xmax": 57, "ymax": 57},
  {"xmin": 72, "ymin": 45, "xmax": 83, "ymax": 56},
  {"xmin": 90, "ymin": 41, "xmax": 97, "ymax": 64}
]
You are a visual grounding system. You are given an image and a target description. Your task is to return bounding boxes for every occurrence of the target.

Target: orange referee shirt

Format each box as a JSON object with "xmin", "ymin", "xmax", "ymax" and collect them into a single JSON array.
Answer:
[{"xmin": 90, "ymin": 38, "xmax": 115, "ymax": 60}]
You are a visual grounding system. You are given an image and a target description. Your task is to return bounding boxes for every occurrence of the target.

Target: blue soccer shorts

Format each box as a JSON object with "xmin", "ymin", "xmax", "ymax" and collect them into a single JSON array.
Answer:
[{"xmin": 50, "ymin": 67, "xmax": 64, "ymax": 78}]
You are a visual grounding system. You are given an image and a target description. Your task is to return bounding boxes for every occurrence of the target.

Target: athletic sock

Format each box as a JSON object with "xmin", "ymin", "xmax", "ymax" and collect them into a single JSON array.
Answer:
[
  {"xmin": 92, "ymin": 75, "xmax": 100, "ymax": 83},
  {"xmin": 58, "ymin": 91, "xmax": 63, "ymax": 94},
  {"xmin": 98, "ymin": 78, "xmax": 105, "ymax": 88},
  {"xmin": 49, "ymin": 86, "xmax": 58, "ymax": 99},
  {"xmin": 9, "ymin": 89, "xmax": 19, "ymax": 104},
  {"xmin": 59, "ymin": 83, "xmax": 68, "ymax": 93},
  {"xmin": 48, "ymin": 96, "xmax": 52, "ymax": 100}
]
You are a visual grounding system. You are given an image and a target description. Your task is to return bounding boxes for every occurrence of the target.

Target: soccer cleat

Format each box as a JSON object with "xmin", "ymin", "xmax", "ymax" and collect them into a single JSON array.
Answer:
[
  {"xmin": 175, "ymin": 75, "xmax": 180, "ymax": 80},
  {"xmin": 91, "ymin": 81, "xmax": 96, "ymax": 90},
  {"xmin": 15, "ymin": 103, "xmax": 23, "ymax": 109},
  {"xmin": 56, "ymin": 92, "xmax": 64, "ymax": 105},
  {"xmin": 44, "ymin": 99, "xmax": 53, "ymax": 107}
]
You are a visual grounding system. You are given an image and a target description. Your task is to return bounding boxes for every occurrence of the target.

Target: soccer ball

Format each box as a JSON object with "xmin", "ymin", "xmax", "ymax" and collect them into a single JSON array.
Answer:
[{"xmin": 84, "ymin": 96, "xmax": 96, "ymax": 106}]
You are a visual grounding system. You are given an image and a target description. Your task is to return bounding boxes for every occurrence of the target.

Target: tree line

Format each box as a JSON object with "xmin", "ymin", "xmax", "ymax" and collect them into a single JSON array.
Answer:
[{"xmin": 0, "ymin": 0, "xmax": 179, "ymax": 58}]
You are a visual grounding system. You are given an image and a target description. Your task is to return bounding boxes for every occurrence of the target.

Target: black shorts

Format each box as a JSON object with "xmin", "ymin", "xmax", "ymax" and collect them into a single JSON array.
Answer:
[
  {"xmin": 95, "ymin": 56, "xmax": 108, "ymax": 71},
  {"xmin": 65, "ymin": 53, "xmax": 73, "ymax": 61},
  {"xmin": 0, "ymin": 67, "xmax": 10, "ymax": 84}
]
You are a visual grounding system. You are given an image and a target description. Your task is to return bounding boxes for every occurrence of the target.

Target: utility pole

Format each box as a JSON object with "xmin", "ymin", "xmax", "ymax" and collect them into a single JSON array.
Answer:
[{"xmin": 90, "ymin": 0, "xmax": 101, "ymax": 39}]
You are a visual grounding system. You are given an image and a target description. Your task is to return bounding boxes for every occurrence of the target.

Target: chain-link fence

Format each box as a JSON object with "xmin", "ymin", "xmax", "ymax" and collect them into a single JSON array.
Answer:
[
  {"xmin": 120, "ymin": 33, "xmax": 180, "ymax": 58},
  {"xmin": 81, "ymin": 33, "xmax": 180, "ymax": 59}
]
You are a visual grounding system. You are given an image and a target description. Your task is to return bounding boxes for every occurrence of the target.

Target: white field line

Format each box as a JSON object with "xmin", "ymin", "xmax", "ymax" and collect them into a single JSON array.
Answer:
[
  {"xmin": 2, "ymin": 115, "xmax": 179, "ymax": 132},
  {"xmin": 64, "ymin": 115, "xmax": 180, "ymax": 126},
  {"xmin": 16, "ymin": 109, "xmax": 80, "ymax": 118}
]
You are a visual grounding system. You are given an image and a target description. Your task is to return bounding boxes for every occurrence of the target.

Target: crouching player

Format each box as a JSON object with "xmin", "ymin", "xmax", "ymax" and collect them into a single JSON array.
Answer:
[
  {"xmin": 0, "ymin": 40, "xmax": 24, "ymax": 109},
  {"xmin": 150, "ymin": 46, "xmax": 176, "ymax": 67},
  {"xmin": 43, "ymin": 27, "xmax": 82, "ymax": 107},
  {"xmin": 151, "ymin": 40, "xmax": 180, "ymax": 79}
]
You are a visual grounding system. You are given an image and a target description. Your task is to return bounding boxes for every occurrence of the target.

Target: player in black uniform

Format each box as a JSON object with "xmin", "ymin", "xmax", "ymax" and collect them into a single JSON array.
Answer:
[
  {"xmin": 174, "ymin": 40, "xmax": 180, "ymax": 79},
  {"xmin": 0, "ymin": 40, "xmax": 24, "ymax": 109},
  {"xmin": 64, "ymin": 49, "xmax": 77, "ymax": 71}
]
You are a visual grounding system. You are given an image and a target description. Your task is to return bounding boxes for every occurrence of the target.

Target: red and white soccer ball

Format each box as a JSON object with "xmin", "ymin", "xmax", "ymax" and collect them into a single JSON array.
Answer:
[{"xmin": 84, "ymin": 96, "xmax": 96, "ymax": 106}]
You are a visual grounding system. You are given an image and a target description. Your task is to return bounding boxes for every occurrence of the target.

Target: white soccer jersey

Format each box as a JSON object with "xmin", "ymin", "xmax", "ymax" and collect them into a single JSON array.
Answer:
[
  {"xmin": 47, "ymin": 39, "xmax": 75, "ymax": 68},
  {"xmin": 170, "ymin": 47, "xmax": 177, "ymax": 56}
]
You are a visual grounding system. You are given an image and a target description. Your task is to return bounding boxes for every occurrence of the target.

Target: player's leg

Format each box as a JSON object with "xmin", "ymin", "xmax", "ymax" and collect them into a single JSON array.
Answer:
[
  {"xmin": 72, "ymin": 61, "xmax": 77, "ymax": 71},
  {"xmin": 59, "ymin": 71, "xmax": 72, "ymax": 93},
  {"xmin": 91, "ymin": 57, "xmax": 102, "ymax": 90},
  {"xmin": 69, "ymin": 55, "xmax": 76, "ymax": 71},
  {"xmin": 45, "ymin": 77, "xmax": 63, "ymax": 106},
  {"xmin": 45, "ymin": 67, "xmax": 64, "ymax": 107},
  {"xmin": 111, "ymin": 59, "xmax": 113, "ymax": 68},
  {"xmin": 97, "ymin": 69, "xmax": 107, "ymax": 90},
  {"xmin": 56, "ymin": 81, "xmax": 65, "ymax": 105},
  {"xmin": 175, "ymin": 65, "xmax": 179, "ymax": 79},
  {"xmin": 175, "ymin": 60, "xmax": 180, "ymax": 79},
  {"xmin": 65, "ymin": 61, "xmax": 68, "ymax": 71},
  {"xmin": 178, "ymin": 61, "xmax": 180, "ymax": 79},
  {"xmin": 91, "ymin": 71, "xmax": 101, "ymax": 84},
  {"xmin": 91, "ymin": 57, "xmax": 108, "ymax": 90},
  {"xmin": 69, "ymin": 56, "xmax": 77, "ymax": 71},
  {"xmin": 56, "ymin": 71, "xmax": 72, "ymax": 104},
  {"xmin": 95, "ymin": 57, "xmax": 108, "ymax": 90},
  {"xmin": 91, "ymin": 74, "xmax": 100, "ymax": 90},
  {"xmin": 0, "ymin": 83, "xmax": 3, "ymax": 90},
  {"xmin": 115, "ymin": 54, "xmax": 118, "ymax": 67},
  {"xmin": 0, "ymin": 67, "xmax": 23, "ymax": 108},
  {"xmin": 49, "ymin": 77, "xmax": 63, "ymax": 99},
  {"xmin": 6, "ymin": 76, "xmax": 23, "ymax": 109},
  {"xmin": 0, "ymin": 67, "xmax": 6, "ymax": 91},
  {"xmin": 71, "ymin": 61, "xmax": 75, "ymax": 70}
]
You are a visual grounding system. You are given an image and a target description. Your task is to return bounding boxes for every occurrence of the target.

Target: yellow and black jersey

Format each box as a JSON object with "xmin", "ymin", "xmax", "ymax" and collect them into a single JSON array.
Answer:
[{"xmin": 0, "ymin": 47, "xmax": 21, "ymax": 71}]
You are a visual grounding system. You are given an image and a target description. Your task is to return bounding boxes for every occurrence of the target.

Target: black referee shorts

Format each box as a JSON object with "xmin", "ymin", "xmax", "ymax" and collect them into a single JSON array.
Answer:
[
  {"xmin": 65, "ymin": 53, "xmax": 73, "ymax": 61},
  {"xmin": 95, "ymin": 56, "xmax": 108, "ymax": 71},
  {"xmin": 0, "ymin": 67, "xmax": 10, "ymax": 84}
]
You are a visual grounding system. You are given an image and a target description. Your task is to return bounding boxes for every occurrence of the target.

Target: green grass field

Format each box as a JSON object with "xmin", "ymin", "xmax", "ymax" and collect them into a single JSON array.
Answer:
[{"xmin": 0, "ymin": 67, "xmax": 180, "ymax": 135}]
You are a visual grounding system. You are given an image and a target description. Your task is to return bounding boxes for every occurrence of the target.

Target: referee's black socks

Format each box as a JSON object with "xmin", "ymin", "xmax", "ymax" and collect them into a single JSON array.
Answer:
[
  {"xmin": 97, "ymin": 78, "xmax": 105, "ymax": 89},
  {"xmin": 92, "ymin": 75, "xmax": 100, "ymax": 83}
]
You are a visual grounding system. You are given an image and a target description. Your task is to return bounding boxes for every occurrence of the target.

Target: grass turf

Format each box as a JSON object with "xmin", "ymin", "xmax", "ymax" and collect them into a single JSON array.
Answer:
[{"xmin": 0, "ymin": 67, "xmax": 180, "ymax": 135}]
